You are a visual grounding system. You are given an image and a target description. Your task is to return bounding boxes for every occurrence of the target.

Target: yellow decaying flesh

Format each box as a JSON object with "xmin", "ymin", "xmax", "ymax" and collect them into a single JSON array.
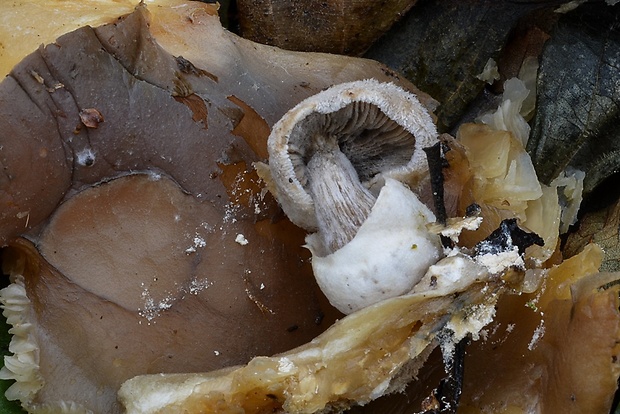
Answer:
[
  {"xmin": 460, "ymin": 244, "xmax": 620, "ymax": 412},
  {"xmin": 119, "ymin": 280, "xmax": 500, "ymax": 413},
  {"xmin": 455, "ymin": 123, "xmax": 562, "ymax": 265},
  {"xmin": 0, "ymin": 0, "xmax": 140, "ymax": 77}
]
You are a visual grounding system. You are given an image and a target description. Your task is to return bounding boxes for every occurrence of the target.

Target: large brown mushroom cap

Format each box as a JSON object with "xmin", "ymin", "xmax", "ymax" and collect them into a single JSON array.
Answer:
[
  {"xmin": 3, "ymin": 173, "xmax": 327, "ymax": 413},
  {"xmin": 0, "ymin": 1, "xmax": 436, "ymax": 412},
  {"xmin": 0, "ymin": 1, "xmax": 436, "ymax": 248}
]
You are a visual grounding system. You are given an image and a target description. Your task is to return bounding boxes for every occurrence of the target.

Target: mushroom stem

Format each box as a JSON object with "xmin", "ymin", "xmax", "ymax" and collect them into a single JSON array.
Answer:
[{"xmin": 306, "ymin": 135, "xmax": 376, "ymax": 254}]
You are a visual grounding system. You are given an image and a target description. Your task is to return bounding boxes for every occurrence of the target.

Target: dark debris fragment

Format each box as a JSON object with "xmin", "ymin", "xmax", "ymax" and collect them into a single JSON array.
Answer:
[
  {"xmin": 422, "ymin": 336, "xmax": 469, "ymax": 414},
  {"xmin": 465, "ymin": 203, "xmax": 481, "ymax": 217},
  {"xmin": 475, "ymin": 218, "xmax": 544, "ymax": 257},
  {"xmin": 424, "ymin": 142, "xmax": 453, "ymax": 249}
]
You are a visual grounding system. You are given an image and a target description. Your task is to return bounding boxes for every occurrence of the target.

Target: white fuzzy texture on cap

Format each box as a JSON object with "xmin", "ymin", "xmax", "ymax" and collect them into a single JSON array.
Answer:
[
  {"xmin": 267, "ymin": 79, "xmax": 438, "ymax": 231},
  {"xmin": 306, "ymin": 178, "xmax": 442, "ymax": 314}
]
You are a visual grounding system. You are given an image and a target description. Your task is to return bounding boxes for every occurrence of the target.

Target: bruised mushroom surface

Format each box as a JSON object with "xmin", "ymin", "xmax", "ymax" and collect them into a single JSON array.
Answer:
[
  {"xmin": 260, "ymin": 79, "xmax": 442, "ymax": 313},
  {"xmin": 0, "ymin": 1, "xmax": 438, "ymax": 412}
]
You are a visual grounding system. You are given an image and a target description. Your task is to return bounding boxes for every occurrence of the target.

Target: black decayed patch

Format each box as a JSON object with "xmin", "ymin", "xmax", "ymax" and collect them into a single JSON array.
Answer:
[{"xmin": 475, "ymin": 218, "xmax": 544, "ymax": 257}]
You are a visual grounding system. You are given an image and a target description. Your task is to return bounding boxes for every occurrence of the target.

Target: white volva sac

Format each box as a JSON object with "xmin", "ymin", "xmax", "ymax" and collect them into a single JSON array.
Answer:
[{"xmin": 307, "ymin": 178, "xmax": 442, "ymax": 314}]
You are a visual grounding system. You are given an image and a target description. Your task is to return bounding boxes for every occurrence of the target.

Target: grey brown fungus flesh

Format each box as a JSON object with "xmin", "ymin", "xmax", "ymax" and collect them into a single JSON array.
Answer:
[
  {"xmin": 258, "ymin": 79, "xmax": 443, "ymax": 314},
  {"xmin": 0, "ymin": 1, "xmax": 439, "ymax": 413}
]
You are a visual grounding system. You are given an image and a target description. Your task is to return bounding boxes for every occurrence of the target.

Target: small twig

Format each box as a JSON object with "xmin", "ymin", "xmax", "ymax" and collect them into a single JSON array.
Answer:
[
  {"xmin": 421, "ymin": 336, "xmax": 469, "ymax": 414},
  {"xmin": 423, "ymin": 142, "xmax": 452, "ymax": 248},
  {"xmin": 436, "ymin": 337, "xmax": 468, "ymax": 413},
  {"xmin": 423, "ymin": 143, "xmax": 447, "ymax": 225}
]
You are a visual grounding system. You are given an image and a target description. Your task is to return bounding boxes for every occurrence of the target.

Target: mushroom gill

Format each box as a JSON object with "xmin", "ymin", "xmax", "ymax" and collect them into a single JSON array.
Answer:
[
  {"xmin": 263, "ymin": 79, "xmax": 438, "ymax": 240},
  {"xmin": 0, "ymin": 1, "xmax": 438, "ymax": 412}
]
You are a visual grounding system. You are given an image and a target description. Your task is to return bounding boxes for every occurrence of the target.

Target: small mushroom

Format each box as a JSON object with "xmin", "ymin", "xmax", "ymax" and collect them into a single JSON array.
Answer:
[{"xmin": 262, "ymin": 79, "xmax": 442, "ymax": 313}]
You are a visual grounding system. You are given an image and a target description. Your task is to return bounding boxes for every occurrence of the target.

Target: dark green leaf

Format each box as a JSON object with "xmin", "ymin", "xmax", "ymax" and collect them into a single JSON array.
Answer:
[{"xmin": 528, "ymin": 3, "xmax": 620, "ymax": 195}]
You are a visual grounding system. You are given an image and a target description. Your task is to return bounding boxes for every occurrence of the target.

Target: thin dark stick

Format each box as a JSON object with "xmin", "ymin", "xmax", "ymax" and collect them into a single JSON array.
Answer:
[
  {"xmin": 423, "ymin": 143, "xmax": 447, "ymax": 225},
  {"xmin": 424, "ymin": 142, "xmax": 452, "ymax": 248},
  {"xmin": 435, "ymin": 337, "xmax": 468, "ymax": 413},
  {"xmin": 421, "ymin": 337, "xmax": 469, "ymax": 414}
]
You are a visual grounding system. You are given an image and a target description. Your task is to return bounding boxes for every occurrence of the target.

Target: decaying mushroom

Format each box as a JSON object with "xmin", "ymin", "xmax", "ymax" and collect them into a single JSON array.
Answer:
[
  {"xmin": 2, "ymin": 1, "xmax": 620, "ymax": 413},
  {"xmin": 458, "ymin": 244, "xmax": 620, "ymax": 412},
  {"xmin": 258, "ymin": 79, "xmax": 442, "ymax": 313},
  {"xmin": 119, "ymin": 276, "xmax": 500, "ymax": 414},
  {"xmin": 0, "ymin": 1, "xmax": 438, "ymax": 412},
  {"xmin": 113, "ymin": 73, "xmax": 620, "ymax": 413}
]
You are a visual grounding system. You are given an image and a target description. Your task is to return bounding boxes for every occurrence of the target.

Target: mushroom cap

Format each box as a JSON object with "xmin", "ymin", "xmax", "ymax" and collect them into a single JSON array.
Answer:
[
  {"xmin": 1, "ymin": 173, "xmax": 333, "ymax": 413},
  {"xmin": 266, "ymin": 79, "xmax": 439, "ymax": 231},
  {"xmin": 0, "ymin": 1, "xmax": 438, "ymax": 411}
]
